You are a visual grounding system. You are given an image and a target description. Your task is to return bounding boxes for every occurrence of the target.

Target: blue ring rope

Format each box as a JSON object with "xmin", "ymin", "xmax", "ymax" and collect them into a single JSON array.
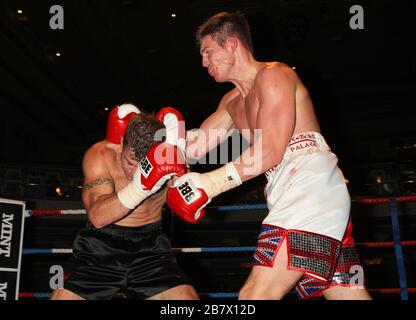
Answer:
[
  {"xmin": 206, "ymin": 293, "xmax": 239, "ymax": 298},
  {"xmin": 210, "ymin": 204, "xmax": 267, "ymax": 211},
  {"xmin": 22, "ymin": 248, "xmax": 53, "ymax": 255}
]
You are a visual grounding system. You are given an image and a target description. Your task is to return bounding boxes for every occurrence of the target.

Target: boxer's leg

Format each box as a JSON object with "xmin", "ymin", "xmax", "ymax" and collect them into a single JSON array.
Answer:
[
  {"xmin": 239, "ymin": 238, "xmax": 304, "ymax": 300},
  {"xmin": 322, "ymin": 221, "xmax": 371, "ymax": 300}
]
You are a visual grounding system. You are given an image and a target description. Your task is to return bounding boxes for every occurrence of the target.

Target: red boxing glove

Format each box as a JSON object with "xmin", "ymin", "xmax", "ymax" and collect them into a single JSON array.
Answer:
[
  {"xmin": 107, "ymin": 104, "xmax": 140, "ymax": 144},
  {"xmin": 155, "ymin": 107, "xmax": 186, "ymax": 152},
  {"xmin": 166, "ymin": 173, "xmax": 210, "ymax": 224},
  {"xmin": 117, "ymin": 143, "xmax": 186, "ymax": 209},
  {"xmin": 166, "ymin": 163, "xmax": 243, "ymax": 223},
  {"xmin": 140, "ymin": 143, "xmax": 186, "ymax": 191}
]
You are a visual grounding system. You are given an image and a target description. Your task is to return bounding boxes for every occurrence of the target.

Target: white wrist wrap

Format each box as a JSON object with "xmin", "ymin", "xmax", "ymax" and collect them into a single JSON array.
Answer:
[
  {"xmin": 225, "ymin": 162, "xmax": 242, "ymax": 186},
  {"xmin": 117, "ymin": 182, "xmax": 148, "ymax": 210},
  {"xmin": 204, "ymin": 162, "xmax": 242, "ymax": 199}
]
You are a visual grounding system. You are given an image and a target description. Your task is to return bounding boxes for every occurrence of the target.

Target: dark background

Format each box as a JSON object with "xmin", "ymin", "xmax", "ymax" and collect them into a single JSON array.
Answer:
[{"xmin": 1, "ymin": 0, "xmax": 415, "ymax": 300}]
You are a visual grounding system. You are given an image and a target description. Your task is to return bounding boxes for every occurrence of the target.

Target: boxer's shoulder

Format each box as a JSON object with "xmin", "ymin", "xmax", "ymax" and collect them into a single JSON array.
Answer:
[
  {"xmin": 83, "ymin": 141, "xmax": 106, "ymax": 159},
  {"xmin": 82, "ymin": 141, "xmax": 117, "ymax": 172},
  {"xmin": 255, "ymin": 62, "xmax": 296, "ymax": 85}
]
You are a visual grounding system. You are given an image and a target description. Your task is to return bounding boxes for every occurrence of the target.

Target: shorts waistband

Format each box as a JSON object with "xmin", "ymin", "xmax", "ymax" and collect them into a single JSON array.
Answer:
[
  {"xmin": 285, "ymin": 132, "xmax": 330, "ymax": 156},
  {"xmin": 264, "ymin": 132, "xmax": 330, "ymax": 179},
  {"xmin": 85, "ymin": 221, "xmax": 162, "ymax": 237}
]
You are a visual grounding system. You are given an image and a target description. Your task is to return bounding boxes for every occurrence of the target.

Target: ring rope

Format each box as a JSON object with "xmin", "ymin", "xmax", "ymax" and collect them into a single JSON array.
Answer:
[
  {"xmin": 22, "ymin": 248, "xmax": 74, "ymax": 255},
  {"xmin": 23, "ymin": 195, "xmax": 416, "ymax": 217},
  {"xmin": 213, "ymin": 204, "xmax": 267, "ymax": 211},
  {"xmin": 357, "ymin": 195, "xmax": 416, "ymax": 204},
  {"xmin": 24, "ymin": 209, "xmax": 87, "ymax": 218},
  {"xmin": 19, "ymin": 292, "xmax": 52, "ymax": 299},
  {"xmin": 21, "ymin": 240, "xmax": 416, "ymax": 255}
]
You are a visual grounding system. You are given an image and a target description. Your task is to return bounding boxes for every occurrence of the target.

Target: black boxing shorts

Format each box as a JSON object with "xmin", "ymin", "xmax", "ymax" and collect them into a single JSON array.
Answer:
[{"xmin": 64, "ymin": 221, "xmax": 191, "ymax": 300}]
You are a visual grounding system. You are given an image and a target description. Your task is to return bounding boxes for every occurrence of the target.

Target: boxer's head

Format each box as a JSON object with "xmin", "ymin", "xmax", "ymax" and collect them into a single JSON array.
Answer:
[
  {"xmin": 121, "ymin": 113, "xmax": 165, "ymax": 180},
  {"xmin": 196, "ymin": 11, "xmax": 253, "ymax": 53},
  {"xmin": 196, "ymin": 12, "xmax": 253, "ymax": 82}
]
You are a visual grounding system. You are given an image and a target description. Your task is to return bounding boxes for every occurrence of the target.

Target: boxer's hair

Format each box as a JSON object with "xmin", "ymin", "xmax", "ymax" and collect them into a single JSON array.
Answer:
[
  {"xmin": 123, "ymin": 113, "xmax": 165, "ymax": 162},
  {"xmin": 196, "ymin": 11, "xmax": 253, "ymax": 54}
]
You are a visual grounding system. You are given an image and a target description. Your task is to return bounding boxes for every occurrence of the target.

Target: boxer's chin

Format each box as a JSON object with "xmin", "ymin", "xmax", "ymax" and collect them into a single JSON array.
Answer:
[{"xmin": 212, "ymin": 74, "xmax": 225, "ymax": 83}]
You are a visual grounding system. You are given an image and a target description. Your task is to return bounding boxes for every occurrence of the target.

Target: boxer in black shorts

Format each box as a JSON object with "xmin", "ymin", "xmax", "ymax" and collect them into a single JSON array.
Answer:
[
  {"xmin": 51, "ymin": 104, "xmax": 198, "ymax": 300},
  {"xmin": 64, "ymin": 221, "xmax": 192, "ymax": 300}
]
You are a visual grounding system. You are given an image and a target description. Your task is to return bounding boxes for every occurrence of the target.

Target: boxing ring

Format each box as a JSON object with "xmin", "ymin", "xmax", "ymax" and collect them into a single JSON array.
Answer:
[{"xmin": 6, "ymin": 195, "xmax": 416, "ymax": 300}]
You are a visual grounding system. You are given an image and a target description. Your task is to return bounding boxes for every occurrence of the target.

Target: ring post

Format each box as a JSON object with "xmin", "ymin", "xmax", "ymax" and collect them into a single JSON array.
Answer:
[{"xmin": 389, "ymin": 197, "xmax": 408, "ymax": 300}]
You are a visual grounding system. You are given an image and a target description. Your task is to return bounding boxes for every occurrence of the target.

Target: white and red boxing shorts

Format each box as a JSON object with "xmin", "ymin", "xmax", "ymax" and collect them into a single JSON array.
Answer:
[{"xmin": 253, "ymin": 132, "xmax": 364, "ymax": 299}]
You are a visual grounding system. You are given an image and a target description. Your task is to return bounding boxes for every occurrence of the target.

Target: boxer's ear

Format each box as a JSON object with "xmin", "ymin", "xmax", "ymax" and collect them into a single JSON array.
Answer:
[{"xmin": 226, "ymin": 37, "xmax": 238, "ymax": 53}]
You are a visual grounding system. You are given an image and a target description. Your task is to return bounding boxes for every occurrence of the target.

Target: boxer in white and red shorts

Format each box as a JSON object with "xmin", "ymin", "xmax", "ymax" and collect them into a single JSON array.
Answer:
[
  {"xmin": 165, "ymin": 12, "xmax": 371, "ymax": 300},
  {"xmin": 254, "ymin": 132, "xmax": 362, "ymax": 299}
]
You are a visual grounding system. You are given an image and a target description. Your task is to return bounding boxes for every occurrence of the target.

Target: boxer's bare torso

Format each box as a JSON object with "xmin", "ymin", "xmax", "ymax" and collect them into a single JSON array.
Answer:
[
  {"xmin": 223, "ymin": 62, "xmax": 320, "ymax": 142},
  {"xmin": 82, "ymin": 141, "xmax": 165, "ymax": 227},
  {"xmin": 188, "ymin": 61, "xmax": 322, "ymax": 177}
]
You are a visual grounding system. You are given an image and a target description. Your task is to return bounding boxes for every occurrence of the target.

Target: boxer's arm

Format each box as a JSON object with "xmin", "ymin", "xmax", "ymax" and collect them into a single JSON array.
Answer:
[
  {"xmin": 167, "ymin": 68, "xmax": 297, "ymax": 223},
  {"xmin": 82, "ymin": 147, "xmax": 130, "ymax": 229},
  {"xmin": 186, "ymin": 90, "xmax": 236, "ymax": 160},
  {"xmin": 233, "ymin": 66, "xmax": 296, "ymax": 181}
]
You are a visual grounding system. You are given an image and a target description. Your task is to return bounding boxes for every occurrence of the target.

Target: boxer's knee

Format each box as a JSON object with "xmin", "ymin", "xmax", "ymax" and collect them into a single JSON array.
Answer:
[
  {"xmin": 173, "ymin": 285, "xmax": 199, "ymax": 300},
  {"xmin": 238, "ymin": 280, "xmax": 285, "ymax": 300},
  {"xmin": 148, "ymin": 284, "xmax": 199, "ymax": 300},
  {"xmin": 50, "ymin": 288, "xmax": 84, "ymax": 300},
  {"xmin": 323, "ymin": 285, "xmax": 372, "ymax": 300}
]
